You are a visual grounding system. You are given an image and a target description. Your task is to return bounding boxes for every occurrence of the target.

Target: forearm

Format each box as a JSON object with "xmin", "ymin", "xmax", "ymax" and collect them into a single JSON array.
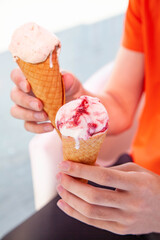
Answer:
[
  {"xmin": 84, "ymin": 89, "xmax": 132, "ymax": 135},
  {"xmin": 84, "ymin": 47, "xmax": 144, "ymax": 135}
]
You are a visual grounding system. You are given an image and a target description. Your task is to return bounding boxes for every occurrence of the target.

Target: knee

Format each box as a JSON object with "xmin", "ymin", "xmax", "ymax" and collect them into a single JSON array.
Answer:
[
  {"xmin": 29, "ymin": 135, "xmax": 40, "ymax": 152},
  {"xmin": 29, "ymin": 132, "xmax": 54, "ymax": 152},
  {"xmin": 29, "ymin": 131, "xmax": 62, "ymax": 153}
]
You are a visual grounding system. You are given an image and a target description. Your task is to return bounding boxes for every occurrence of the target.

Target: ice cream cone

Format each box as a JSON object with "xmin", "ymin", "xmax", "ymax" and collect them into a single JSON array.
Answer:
[
  {"xmin": 17, "ymin": 49, "xmax": 65, "ymax": 136},
  {"xmin": 62, "ymin": 131, "xmax": 107, "ymax": 183},
  {"xmin": 62, "ymin": 131, "xmax": 107, "ymax": 164},
  {"xmin": 56, "ymin": 95, "xmax": 109, "ymax": 181}
]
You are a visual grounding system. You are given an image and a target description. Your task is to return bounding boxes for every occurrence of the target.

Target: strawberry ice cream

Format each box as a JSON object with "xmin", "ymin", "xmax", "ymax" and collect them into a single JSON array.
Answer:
[
  {"xmin": 55, "ymin": 96, "xmax": 109, "ymax": 149},
  {"xmin": 9, "ymin": 22, "xmax": 64, "ymax": 132},
  {"xmin": 9, "ymin": 22, "xmax": 61, "ymax": 64}
]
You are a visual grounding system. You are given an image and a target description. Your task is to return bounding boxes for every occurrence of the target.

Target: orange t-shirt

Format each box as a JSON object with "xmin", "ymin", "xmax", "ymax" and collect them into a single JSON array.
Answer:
[{"xmin": 122, "ymin": 0, "xmax": 160, "ymax": 174}]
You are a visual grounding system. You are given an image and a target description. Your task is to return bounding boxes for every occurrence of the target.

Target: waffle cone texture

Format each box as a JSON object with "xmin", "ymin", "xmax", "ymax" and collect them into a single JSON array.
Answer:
[
  {"xmin": 16, "ymin": 49, "xmax": 65, "ymax": 133},
  {"xmin": 62, "ymin": 131, "xmax": 107, "ymax": 165}
]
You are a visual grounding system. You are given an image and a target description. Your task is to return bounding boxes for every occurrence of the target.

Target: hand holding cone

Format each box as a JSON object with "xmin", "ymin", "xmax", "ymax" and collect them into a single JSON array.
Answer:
[
  {"xmin": 56, "ymin": 96, "xmax": 109, "ymax": 181},
  {"xmin": 9, "ymin": 23, "xmax": 108, "ymax": 177},
  {"xmin": 9, "ymin": 22, "xmax": 65, "ymax": 136},
  {"xmin": 62, "ymin": 132, "xmax": 107, "ymax": 165},
  {"xmin": 17, "ymin": 49, "xmax": 65, "ymax": 135}
]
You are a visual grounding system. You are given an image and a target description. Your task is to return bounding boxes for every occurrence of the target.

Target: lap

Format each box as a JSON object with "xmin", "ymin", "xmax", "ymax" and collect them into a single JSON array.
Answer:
[
  {"xmin": 3, "ymin": 154, "xmax": 149, "ymax": 240},
  {"xmin": 2, "ymin": 193, "xmax": 146, "ymax": 240}
]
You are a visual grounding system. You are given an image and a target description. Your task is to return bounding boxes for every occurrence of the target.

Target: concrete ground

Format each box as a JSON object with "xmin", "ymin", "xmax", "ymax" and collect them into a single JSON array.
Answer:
[{"xmin": 0, "ymin": 14, "xmax": 124, "ymax": 237}]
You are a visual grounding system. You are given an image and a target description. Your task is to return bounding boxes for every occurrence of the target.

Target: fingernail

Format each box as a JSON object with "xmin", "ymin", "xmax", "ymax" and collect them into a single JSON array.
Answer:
[
  {"xmin": 57, "ymin": 185, "xmax": 64, "ymax": 194},
  {"xmin": 44, "ymin": 125, "xmax": 53, "ymax": 132},
  {"xmin": 19, "ymin": 81, "xmax": 27, "ymax": 92},
  {"xmin": 30, "ymin": 101, "xmax": 39, "ymax": 110},
  {"xmin": 34, "ymin": 112, "xmax": 46, "ymax": 120},
  {"xmin": 58, "ymin": 161, "xmax": 70, "ymax": 171},
  {"xmin": 56, "ymin": 173, "xmax": 62, "ymax": 182},
  {"xmin": 57, "ymin": 200, "xmax": 65, "ymax": 210}
]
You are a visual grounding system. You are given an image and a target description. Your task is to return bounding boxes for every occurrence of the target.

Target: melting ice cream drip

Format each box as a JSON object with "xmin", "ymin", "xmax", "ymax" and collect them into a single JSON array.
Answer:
[
  {"xmin": 55, "ymin": 95, "xmax": 109, "ymax": 150},
  {"xmin": 49, "ymin": 51, "xmax": 53, "ymax": 68},
  {"xmin": 9, "ymin": 22, "xmax": 61, "ymax": 64},
  {"xmin": 75, "ymin": 137, "xmax": 80, "ymax": 150}
]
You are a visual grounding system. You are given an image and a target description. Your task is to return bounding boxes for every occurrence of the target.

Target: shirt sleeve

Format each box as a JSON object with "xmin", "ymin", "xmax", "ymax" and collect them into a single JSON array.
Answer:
[{"xmin": 122, "ymin": 0, "xmax": 143, "ymax": 52}]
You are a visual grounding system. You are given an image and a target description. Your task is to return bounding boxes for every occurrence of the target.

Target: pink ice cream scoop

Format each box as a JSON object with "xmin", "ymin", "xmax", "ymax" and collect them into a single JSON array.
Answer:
[
  {"xmin": 9, "ymin": 22, "xmax": 64, "ymax": 133},
  {"xmin": 9, "ymin": 22, "xmax": 61, "ymax": 64},
  {"xmin": 55, "ymin": 95, "xmax": 109, "ymax": 149}
]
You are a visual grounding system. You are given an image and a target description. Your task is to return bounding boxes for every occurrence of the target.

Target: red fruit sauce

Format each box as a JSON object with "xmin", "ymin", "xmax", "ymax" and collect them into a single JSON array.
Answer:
[
  {"xmin": 71, "ymin": 97, "xmax": 89, "ymax": 126},
  {"xmin": 57, "ymin": 96, "xmax": 108, "ymax": 136}
]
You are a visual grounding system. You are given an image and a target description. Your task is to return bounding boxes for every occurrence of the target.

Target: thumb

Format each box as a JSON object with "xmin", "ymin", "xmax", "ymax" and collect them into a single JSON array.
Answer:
[{"xmin": 61, "ymin": 71, "xmax": 85, "ymax": 102}]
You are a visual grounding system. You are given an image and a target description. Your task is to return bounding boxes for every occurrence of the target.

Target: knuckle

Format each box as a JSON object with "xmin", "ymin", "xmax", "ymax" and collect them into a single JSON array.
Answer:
[
  {"xmin": 61, "ymin": 189, "xmax": 69, "ymax": 202},
  {"xmin": 70, "ymin": 162, "xmax": 82, "ymax": 176},
  {"xmin": 87, "ymin": 188, "xmax": 99, "ymax": 204},
  {"xmin": 102, "ymin": 170, "xmax": 113, "ymax": 185},
  {"xmin": 85, "ymin": 204, "xmax": 94, "ymax": 218},
  {"xmin": 137, "ymin": 198, "xmax": 149, "ymax": 212},
  {"xmin": 24, "ymin": 122, "xmax": 42, "ymax": 133},
  {"xmin": 18, "ymin": 92, "xmax": 25, "ymax": 105},
  {"xmin": 124, "ymin": 214, "xmax": 136, "ymax": 226},
  {"xmin": 10, "ymin": 68, "xmax": 20, "ymax": 83},
  {"xmin": 69, "ymin": 207, "xmax": 77, "ymax": 219},
  {"xmin": 118, "ymin": 225, "xmax": 130, "ymax": 235},
  {"xmin": 103, "ymin": 191, "xmax": 117, "ymax": 206},
  {"xmin": 10, "ymin": 69, "xmax": 16, "ymax": 81},
  {"xmin": 31, "ymin": 111, "xmax": 36, "ymax": 120},
  {"xmin": 25, "ymin": 110, "xmax": 34, "ymax": 121},
  {"xmin": 130, "ymin": 198, "xmax": 145, "ymax": 214},
  {"xmin": 10, "ymin": 106, "xmax": 15, "ymax": 117},
  {"xmin": 10, "ymin": 87, "xmax": 17, "ymax": 101},
  {"xmin": 61, "ymin": 174, "xmax": 72, "ymax": 189}
]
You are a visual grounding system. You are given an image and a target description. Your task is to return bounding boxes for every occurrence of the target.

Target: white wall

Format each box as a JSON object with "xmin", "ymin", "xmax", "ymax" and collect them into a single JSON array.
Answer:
[{"xmin": 0, "ymin": 0, "xmax": 128, "ymax": 53}]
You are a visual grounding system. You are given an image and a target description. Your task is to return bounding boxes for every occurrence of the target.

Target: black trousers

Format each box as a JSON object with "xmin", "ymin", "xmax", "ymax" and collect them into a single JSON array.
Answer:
[{"xmin": 2, "ymin": 154, "xmax": 160, "ymax": 240}]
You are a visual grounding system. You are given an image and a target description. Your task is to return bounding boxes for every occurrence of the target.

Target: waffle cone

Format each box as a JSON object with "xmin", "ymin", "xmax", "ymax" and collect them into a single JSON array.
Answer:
[
  {"xmin": 62, "ymin": 131, "xmax": 107, "ymax": 165},
  {"xmin": 16, "ymin": 49, "xmax": 65, "ymax": 135}
]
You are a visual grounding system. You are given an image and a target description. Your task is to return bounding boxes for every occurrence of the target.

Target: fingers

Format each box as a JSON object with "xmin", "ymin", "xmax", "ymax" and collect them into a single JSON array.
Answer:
[
  {"xmin": 24, "ymin": 121, "xmax": 54, "ymax": 133},
  {"xmin": 11, "ymin": 68, "xmax": 30, "ymax": 93},
  {"xmin": 57, "ymin": 173, "xmax": 126, "ymax": 209},
  {"xmin": 58, "ymin": 161, "xmax": 134, "ymax": 190},
  {"xmin": 57, "ymin": 199, "xmax": 126, "ymax": 235},
  {"xmin": 10, "ymin": 68, "xmax": 54, "ymax": 134},
  {"xmin": 61, "ymin": 71, "xmax": 86, "ymax": 102},
  {"xmin": 11, "ymin": 104, "xmax": 54, "ymax": 133},
  {"xmin": 57, "ymin": 184, "xmax": 126, "ymax": 222},
  {"xmin": 10, "ymin": 105, "xmax": 48, "ymax": 121},
  {"xmin": 10, "ymin": 87, "xmax": 43, "ymax": 111}
]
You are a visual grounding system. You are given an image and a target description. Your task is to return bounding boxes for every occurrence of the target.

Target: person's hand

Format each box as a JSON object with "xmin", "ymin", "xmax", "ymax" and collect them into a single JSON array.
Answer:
[
  {"xmin": 56, "ymin": 161, "xmax": 160, "ymax": 235},
  {"xmin": 10, "ymin": 68, "xmax": 85, "ymax": 133}
]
